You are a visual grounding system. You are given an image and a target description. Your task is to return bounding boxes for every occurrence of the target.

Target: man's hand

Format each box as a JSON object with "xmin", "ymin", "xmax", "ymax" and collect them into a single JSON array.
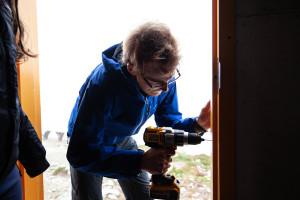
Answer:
[
  {"xmin": 140, "ymin": 147, "xmax": 175, "ymax": 174},
  {"xmin": 196, "ymin": 100, "xmax": 211, "ymax": 130}
]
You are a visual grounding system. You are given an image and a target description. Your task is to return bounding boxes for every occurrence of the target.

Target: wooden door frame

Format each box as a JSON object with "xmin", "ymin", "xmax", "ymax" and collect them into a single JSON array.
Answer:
[
  {"xmin": 212, "ymin": 0, "xmax": 235, "ymax": 199},
  {"xmin": 17, "ymin": 0, "xmax": 44, "ymax": 199}
]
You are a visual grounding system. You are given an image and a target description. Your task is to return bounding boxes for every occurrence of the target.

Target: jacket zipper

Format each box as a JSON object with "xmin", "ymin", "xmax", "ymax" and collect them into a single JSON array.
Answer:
[{"xmin": 132, "ymin": 92, "xmax": 149, "ymax": 135}]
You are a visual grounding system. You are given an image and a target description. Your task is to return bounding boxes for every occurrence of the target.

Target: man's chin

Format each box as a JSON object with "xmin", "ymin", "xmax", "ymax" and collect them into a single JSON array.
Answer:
[{"xmin": 148, "ymin": 90, "xmax": 162, "ymax": 97}]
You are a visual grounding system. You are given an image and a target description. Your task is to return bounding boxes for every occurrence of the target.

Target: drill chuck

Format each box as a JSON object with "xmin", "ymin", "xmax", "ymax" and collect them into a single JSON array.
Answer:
[{"xmin": 165, "ymin": 130, "xmax": 204, "ymax": 146}]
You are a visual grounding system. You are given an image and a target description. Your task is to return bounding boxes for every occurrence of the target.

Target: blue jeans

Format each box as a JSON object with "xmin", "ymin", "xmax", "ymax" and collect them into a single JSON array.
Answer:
[
  {"xmin": 0, "ymin": 165, "xmax": 22, "ymax": 200},
  {"xmin": 70, "ymin": 137, "xmax": 153, "ymax": 200}
]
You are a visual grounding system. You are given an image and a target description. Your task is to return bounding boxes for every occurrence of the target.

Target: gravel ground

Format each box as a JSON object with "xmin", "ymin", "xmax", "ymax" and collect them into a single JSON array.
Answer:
[{"xmin": 42, "ymin": 132, "xmax": 211, "ymax": 200}]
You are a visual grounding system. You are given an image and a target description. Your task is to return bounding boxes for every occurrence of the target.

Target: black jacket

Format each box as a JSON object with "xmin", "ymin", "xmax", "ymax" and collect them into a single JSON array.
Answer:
[{"xmin": 0, "ymin": 1, "xmax": 49, "ymax": 183}]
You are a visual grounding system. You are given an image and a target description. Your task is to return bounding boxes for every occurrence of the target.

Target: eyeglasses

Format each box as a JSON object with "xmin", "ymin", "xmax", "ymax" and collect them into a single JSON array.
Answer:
[{"xmin": 142, "ymin": 68, "xmax": 181, "ymax": 90}]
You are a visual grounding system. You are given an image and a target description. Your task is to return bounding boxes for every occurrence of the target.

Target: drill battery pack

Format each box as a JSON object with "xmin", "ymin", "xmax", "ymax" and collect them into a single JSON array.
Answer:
[{"xmin": 149, "ymin": 173, "xmax": 181, "ymax": 200}]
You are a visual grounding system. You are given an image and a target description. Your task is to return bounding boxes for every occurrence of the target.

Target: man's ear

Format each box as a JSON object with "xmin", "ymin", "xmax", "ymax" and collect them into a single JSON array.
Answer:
[{"xmin": 127, "ymin": 63, "xmax": 137, "ymax": 75}]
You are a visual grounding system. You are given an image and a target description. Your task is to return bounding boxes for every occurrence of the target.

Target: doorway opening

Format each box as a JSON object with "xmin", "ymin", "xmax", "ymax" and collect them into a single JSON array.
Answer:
[{"xmin": 36, "ymin": 0, "xmax": 212, "ymax": 199}]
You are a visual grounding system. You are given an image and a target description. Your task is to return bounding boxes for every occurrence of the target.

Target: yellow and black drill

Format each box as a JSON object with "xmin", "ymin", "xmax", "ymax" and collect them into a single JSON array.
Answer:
[{"xmin": 143, "ymin": 126, "xmax": 205, "ymax": 200}]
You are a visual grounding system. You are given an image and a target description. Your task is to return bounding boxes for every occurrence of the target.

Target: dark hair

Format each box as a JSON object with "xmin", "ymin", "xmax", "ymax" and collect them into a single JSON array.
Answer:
[{"xmin": 7, "ymin": 0, "xmax": 37, "ymax": 62}]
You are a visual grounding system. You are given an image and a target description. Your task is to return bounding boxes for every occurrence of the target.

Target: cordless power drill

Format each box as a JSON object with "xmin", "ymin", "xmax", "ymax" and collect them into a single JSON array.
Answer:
[{"xmin": 143, "ymin": 126, "xmax": 204, "ymax": 200}]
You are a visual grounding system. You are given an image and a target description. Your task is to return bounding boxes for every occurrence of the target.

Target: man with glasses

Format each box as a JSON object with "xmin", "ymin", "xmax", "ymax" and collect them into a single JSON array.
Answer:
[{"xmin": 66, "ymin": 21, "xmax": 211, "ymax": 200}]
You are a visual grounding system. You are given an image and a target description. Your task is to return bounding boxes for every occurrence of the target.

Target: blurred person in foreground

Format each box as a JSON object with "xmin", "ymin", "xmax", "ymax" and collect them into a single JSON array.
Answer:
[
  {"xmin": 67, "ymin": 21, "xmax": 211, "ymax": 200},
  {"xmin": 0, "ymin": 0, "xmax": 50, "ymax": 199}
]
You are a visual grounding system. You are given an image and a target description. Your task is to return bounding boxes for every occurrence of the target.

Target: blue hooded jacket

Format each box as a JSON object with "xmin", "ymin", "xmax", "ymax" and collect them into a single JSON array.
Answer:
[{"xmin": 67, "ymin": 43, "xmax": 196, "ymax": 179}]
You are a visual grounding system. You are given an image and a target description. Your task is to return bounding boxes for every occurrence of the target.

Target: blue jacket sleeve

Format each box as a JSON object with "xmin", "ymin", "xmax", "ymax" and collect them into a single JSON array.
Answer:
[
  {"xmin": 18, "ymin": 109, "xmax": 50, "ymax": 177},
  {"xmin": 67, "ymin": 72, "xmax": 144, "ymax": 179},
  {"xmin": 155, "ymin": 83, "xmax": 196, "ymax": 133}
]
